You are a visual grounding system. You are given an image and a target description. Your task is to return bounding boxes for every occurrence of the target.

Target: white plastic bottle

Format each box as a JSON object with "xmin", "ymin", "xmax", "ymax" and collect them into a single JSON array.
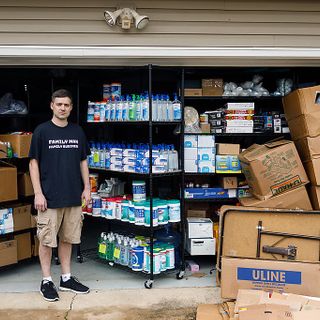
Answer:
[
  {"xmin": 166, "ymin": 94, "xmax": 173, "ymax": 121},
  {"xmin": 122, "ymin": 95, "xmax": 129, "ymax": 121},
  {"xmin": 152, "ymin": 94, "xmax": 158, "ymax": 121}
]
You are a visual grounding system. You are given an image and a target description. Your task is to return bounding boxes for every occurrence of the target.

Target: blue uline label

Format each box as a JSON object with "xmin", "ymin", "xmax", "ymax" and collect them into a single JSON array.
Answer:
[{"xmin": 237, "ymin": 267, "xmax": 301, "ymax": 285}]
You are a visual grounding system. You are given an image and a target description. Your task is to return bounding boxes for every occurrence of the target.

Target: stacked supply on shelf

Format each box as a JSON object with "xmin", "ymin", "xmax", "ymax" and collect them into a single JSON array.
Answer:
[
  {"xmin": 186, "ymin": 218, "xmax": 215, "ymax": 256},
  {"xmin": 0, "ymin": 132, "xmax": 32, "ymax": 158},
  {"xmin": 97, "ymin": 232, "xmax": 175, "ymax": 274},
  {"xmin": 0, "ymin": 207, "xmax": 13, "ymax": 234},
  {"xmin": 215, "ymin": 143, "xmax": 242, "ymax": 174},
  {"xmin": 238, "ymin": 139, "xmax": 312, "ymax": 210},
  {"xmin": 253, "ymin": 111, "xmax": 289, "ymax": 134},
  {"xmin": 283, "ymin": 85, "xmax": 320, "ymax": 210},
  {"xmin": 88, "ymin": 141, "xmax": 179, "ymax": 173},
  {"xmin": 84, "ymin": 178, "xmax": 181, "ymax": 225},
  {"xmin": 87, "ymin": 93, "xmax": 181, "ymax": 122},
  {"xmin": 184, "ymin": 134, "xmax": 215, "ymax": 173}
]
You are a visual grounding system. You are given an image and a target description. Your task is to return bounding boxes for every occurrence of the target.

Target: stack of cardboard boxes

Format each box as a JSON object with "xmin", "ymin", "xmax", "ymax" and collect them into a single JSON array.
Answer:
[
  {"xmin": 238, "ymin": 139, "xmax": 312, "ymax": 210},
  {"xmin": 283, "ymin": 85, "xmax": 320, "ymax": 210}
]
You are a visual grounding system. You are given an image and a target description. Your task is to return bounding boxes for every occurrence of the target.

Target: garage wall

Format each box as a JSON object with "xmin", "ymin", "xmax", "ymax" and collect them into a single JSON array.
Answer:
[{"xmin": 0, "ymin": 0, "xmax": 320, "ymax": 48}]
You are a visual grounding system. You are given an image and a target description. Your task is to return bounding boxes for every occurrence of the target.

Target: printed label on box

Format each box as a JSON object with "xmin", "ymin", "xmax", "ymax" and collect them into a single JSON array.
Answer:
[
  {"xmin": 270, "ymin": 175, "xmax": 302, "ymax": 196},
  {"xmin": 237, "ymin": 267, "xmax": 302, "ymax": 285}
]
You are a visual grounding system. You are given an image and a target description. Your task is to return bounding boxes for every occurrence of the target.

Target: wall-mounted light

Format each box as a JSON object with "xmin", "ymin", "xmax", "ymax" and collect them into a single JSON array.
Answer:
[{"xmin": 104, "ymin": 8, "xmax": 149, "ymax": 30}]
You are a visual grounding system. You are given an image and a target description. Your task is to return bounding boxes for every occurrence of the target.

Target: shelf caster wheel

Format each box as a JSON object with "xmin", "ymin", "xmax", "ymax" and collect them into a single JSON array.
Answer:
[
  {"xmin": 77, "ymin": 255, "xmax": 83, "ymax": 263},
  {"xmin": 144, "ymin": 280, "xmax": 153, "ymax": 289},
  {"xmin": 54, "ymin": 257, "xmax": 60, "ymax": 265},
  {"xmin": 109, "ymin": 261, "xmax": 114, "ymax": 267},
  {"xmin": 176, "ymin": 270, "xmax": 185, "ymax": 280}
]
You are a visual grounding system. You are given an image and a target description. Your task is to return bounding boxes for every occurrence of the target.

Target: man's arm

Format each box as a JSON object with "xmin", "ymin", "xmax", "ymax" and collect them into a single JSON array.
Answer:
[
  {"xmin": 29, "ymin": 159, "xmax": 47, "ymax": 212},
  {"xmin": 80, "ymin": 159, "xmax": 91, "ymax": 206}
]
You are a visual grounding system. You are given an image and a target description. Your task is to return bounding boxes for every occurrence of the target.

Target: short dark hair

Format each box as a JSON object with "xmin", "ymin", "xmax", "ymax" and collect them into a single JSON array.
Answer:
[{"xmin": 51, "ymin": 89, "xmax": 73, "ymax": 104}]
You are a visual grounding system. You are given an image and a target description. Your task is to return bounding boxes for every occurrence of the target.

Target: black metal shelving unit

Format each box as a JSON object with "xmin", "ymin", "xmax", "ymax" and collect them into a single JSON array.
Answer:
[{"xmin": 83, "ymin": 64, "xmax": 186, "ymax": 288}]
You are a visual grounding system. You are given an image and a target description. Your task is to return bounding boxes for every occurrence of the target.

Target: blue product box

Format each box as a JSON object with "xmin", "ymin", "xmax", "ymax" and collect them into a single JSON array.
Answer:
[
  {"xmin": 215, "ymin": 155, "xmax": 241, "ymax": 173},
  {"xmin": 185, "ymin": 187, "xmax": 236, "ymax": 199},
  {"xmin": 184, "ymin": 135, "xmax": 198, "ymax": 148}
]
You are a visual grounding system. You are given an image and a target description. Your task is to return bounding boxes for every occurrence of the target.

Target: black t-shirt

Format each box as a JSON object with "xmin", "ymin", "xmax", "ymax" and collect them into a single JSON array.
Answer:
[{"xmin": 29, "ymin": 121, "xmax": 90, "ymax": 209}]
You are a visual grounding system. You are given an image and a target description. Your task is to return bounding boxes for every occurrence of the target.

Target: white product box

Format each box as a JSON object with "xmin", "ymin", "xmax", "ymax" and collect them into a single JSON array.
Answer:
[
  {"xmin": 123, "ymin": 149, "xmax": 136, "ymax": 157},
  {"xmin": 184, "ymin": 148, "xmax": 198, "ymax": 160},
  {"xmin": 226, "ymin": 120, "xmax": 254, "ymax": 127},
  {"xmin": 198, "ymin": 135, "xmax": 215, "ymax": 148},
  {"xmin": 123, "ymin": 165, "xmax": 135, "ymax": 172},
  {"xmin": 197, "ymin": 148, "xmax": 215, "ymax": 161},
  {"xmin": 185, "ymin": 159, "xmax": 198, "ymax": 172},
  {"xmin": 110, "ymin": 148, "xmax": 123, "ymax": 156},
  {"xmin": 226, "ymin": 102, "xmax": 255, "ymax": 110},
  {"xmin": 198, "ymin": 160, "xmax": 215, "ymax": 173},
  {"xmin": 184, "ymin": 135, "xmax": 198, "ymax": 148},
  {"xmin": 186, "ymin": 238, "xmax": 216, "ymax": 256},
  {"xmin": 152, "ymin": 165, "xmax": 166, "ymax": 173},
  {"xmin": 225, "ymin": 127, "xmax": 253, "ymax": 133},
  {"xmin": 110, "ymin": 156, "xmax": 123, "ymax": 163},
  {"xmin": 187, "ymin": 217, "xmax": 213, "ymax": 238},
  {"xmin": 122, "ymin": 157, "xmax": 136, "ymax": 165},
  {"xmin": 110, "ymin": 164, "xmax": 123, "ymax": 171}
]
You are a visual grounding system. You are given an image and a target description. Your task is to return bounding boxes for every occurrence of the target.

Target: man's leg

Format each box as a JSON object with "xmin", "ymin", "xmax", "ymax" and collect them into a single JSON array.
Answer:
[
  {"xmin": 58, "ymin": 240, "xmax": 72, "ymax": 274},
  {"xmin": 39, "ymin": 243, "xmax": 52, "ymax": 277}
]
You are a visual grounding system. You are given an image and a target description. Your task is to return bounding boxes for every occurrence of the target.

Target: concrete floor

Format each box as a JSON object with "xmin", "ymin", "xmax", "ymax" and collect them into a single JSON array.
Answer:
[{"xmin": 0, "ymin": 216, "xmax": 217, "ymax": 293}]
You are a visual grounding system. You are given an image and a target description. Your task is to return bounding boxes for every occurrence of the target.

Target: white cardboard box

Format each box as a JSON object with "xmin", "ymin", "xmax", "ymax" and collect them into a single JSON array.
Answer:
[
  {"xmin": 198, "ymin": 160, "xmax": 215, "ymax": 173},
  {"xmin": 197, "ymin": 148, "xmax": 215, "ymax": 161},
  {"xmin": 185, "ymin": 147, "xmax": 198, "ymax": 160},
  {"xmin": 225, "ymin": 127, "xmax": 253, "ymax": 133},
  {"xmin": 198, "ymin": 135, "xmax": 215, "ymax": 148},
  {"xmin": 185, "ymin": 159, "xmax": 198, "ymax": 172},
  {"xmin": 186, "ymin": 238, "xmax": 216, "ymax": 255},
  {"xmin": 187, "ymin": 217, "xmax": 213, "ymax": 238},
  {"xmin": 184, "ymin": 135, "xmax": 198, "ymax": 148},
  {"xmin": 226, "ymin": 120, "xmax": 254, "ymax": 127}
]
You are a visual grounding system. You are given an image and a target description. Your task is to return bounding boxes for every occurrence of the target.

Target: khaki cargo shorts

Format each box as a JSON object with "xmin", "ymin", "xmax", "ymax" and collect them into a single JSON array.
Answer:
[{"xmin": 37, "ymin": 206, "xmax": 83, "ymax": 247}]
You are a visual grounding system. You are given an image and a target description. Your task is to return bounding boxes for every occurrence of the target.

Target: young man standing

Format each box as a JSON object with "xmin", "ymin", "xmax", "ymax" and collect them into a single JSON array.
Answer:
[{"xmin": 29, "ymin": 89, "xmax": 91, "ymax": 301}]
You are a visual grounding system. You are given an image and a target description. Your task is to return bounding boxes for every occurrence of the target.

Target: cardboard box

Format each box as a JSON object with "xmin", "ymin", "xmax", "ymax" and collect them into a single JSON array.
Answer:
[
  {"xmin": 184, "ymin": 88, "xmax": 202, "ymax": 96},
  {"xmin": 197, "ymin": 148, "xmax": 215, "ymax": 161},
  {"xmin": 239, "ymin": 140, "xmax": 309, "ymax": 200},
  {"xmin": 221, "ymin": 257, "xmax": 320, "ymax": 299},
  {"xmin": 294, "ymin": 136, "xmax": 320, "ymax": 161},
  {"xmin": 221, "ymin": 176, "xmax": 238, "ymax": 189},
  {"xmin": 288, "ymin": 113, "xmax": 320, "ymax": 140},
  {"xmin": 216, "ymin": 155, "xmax": 241, "ymax": 173},
  {"xmin": 186, "ymin": 238, "xmax": 216, "ymax": 255},
  {"xmin": 196, "ymin": 304, "xmax": 222, "ymax": 320},
  {"xmin": 12, "ymin": 204, "xmax": 32, "ymax": 231},
  {"xmin": 282, "ymin": 85, "xmax": 320, "ymax": 122},
  {"xmin": 30, "ymin": 214, "xmax": 37, "ymax": 229},
  {"xmin": 198, "ymin": 135, "xmax": 215, "ymax": 148},
  {"xmin": 0, "ymin": 161, "xmax": 18, "ymax": 202},
  {"xmin": 18, "ymin": 172, "xmax": 34, "ymax": 196},
  {"xmin": 14, "ymin": 232, "xmax": 32, "ymax": 261},
  {"xmin": 304, "ymin": 158, "xmax": 320, "ymax": 185},
  {"xmin": 187, "ymin": 209, "xmax": 208, "ymax": 218},
  {"xmin": 198, "ymin": 160, "xmax": 215, "ymax": 173},
  {"xmin": 226, "ymin": 102, "xmax": 255, "ymax": 110},
  {"xmin": 217, "ymin": 143, "xmax": 240, "ymax": 155},
  {"xmin": 184, "ymin": 135, "xmax": 198, "ymax": 148},
  {"xmin": 225, "ymin": 127, "xmax": 253, "ymax": 133},
  {"xmin": 187, "ymin": 218, "xmax": 213, "ymax": 238},
  {"xmin": 0, "ymin": 239, "xmax": 17, "ymax": 267},
  {"xmin": 0, "ymin": 143, "xmax": 7, "ymax": 158},
  {"xmin": 184, "ymin": 147, "xmax": 198, "ymax": 160},
  {"xmin": 185, "ymin": 187, "xmax": 236, "ymax": 199},
  {"xmin": 226, "ymin": 120, "xmax": 254, "ymax": 127},
  {"xmin": 0, "ymin": 133, "xmax": 32, "ymax": 158},
  {"xmin": 219, "ymin": 206, "xmax": 320, "ymax": 263},
  {"xmin": 308, "ymin": 186, "xmax": 320, "ymax": 209},
  {"xmin": 200, "ymin": 123, "xmax": 210, "ymax": 133},
  {"xmin": 184, "ymin": 159, "xmax": 198, "ymax": 172},
  {"xmin": 202, "ymin": 79, "xmax": 223, "ymax": 96},
  {"xmin": 239, "ymin": 186, "xmax": 312, "ymax": 210},
  {"xmin": 238, "ymin": 304, "xmax": 292, "ymax": 320}
]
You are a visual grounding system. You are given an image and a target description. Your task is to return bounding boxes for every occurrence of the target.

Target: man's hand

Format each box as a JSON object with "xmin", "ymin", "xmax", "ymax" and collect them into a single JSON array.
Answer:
[
  {"xmin": 34, "ymin": 192, "xmax": 47, "ymax": 212},
  {"xmin": 81, "ymin": 188, "xmax": 91, "ymax": 207}
]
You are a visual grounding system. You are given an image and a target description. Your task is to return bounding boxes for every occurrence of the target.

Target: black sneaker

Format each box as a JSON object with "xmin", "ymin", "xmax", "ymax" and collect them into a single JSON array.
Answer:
[
  {"xmin": 40, "ymin": 280, "xmax": 59, "ymax": 302},
  {"xmin": 59, "ymin": 276, "xmax": 90, "ymax": 294}
]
